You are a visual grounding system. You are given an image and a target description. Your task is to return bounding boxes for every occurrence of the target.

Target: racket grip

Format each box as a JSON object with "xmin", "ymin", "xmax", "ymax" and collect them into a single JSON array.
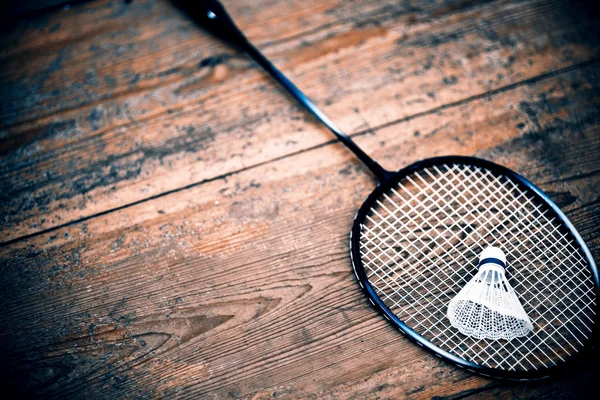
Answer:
[{"xmin": 172, "ymin": 0, "xmax": 250, "ymax": 49}]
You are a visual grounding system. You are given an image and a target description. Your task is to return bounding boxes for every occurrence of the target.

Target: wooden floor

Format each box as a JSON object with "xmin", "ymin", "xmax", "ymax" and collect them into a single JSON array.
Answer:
[{"xmin": 1, "ymin": 0, "xmax": 599, "ymax": 398}]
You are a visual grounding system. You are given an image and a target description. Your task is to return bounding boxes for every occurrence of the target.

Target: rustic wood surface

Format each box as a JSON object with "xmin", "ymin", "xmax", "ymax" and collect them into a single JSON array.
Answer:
[{"xmin": 1, "ymin": 0, "xmax": 599, "ymax": 398}]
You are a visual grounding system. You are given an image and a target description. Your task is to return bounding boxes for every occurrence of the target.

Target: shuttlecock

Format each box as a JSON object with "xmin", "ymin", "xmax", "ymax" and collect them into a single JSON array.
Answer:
[{"xmin": 447, "ymin": 246, "xmax": 533, "ymax": 340}]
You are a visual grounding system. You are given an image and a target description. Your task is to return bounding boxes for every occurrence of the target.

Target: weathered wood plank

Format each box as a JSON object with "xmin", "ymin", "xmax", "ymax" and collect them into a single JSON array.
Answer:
[
  {"xmin": 1, "ymin": 0, "xmax": 599, "ymax": 243},
  {"xmin": 1, "ymin": 59, "xmax": 598, "ymax": 398},
  {"xmin": 0, "ymin": 0, "xmax": 470, "ymax": 129}
]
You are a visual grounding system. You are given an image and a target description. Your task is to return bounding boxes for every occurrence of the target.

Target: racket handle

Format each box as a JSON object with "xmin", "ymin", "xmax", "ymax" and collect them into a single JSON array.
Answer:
[
  {"xmin": 173, "ymin": 0, "xmax": 392, "ymax": 182},
  {"xmin": 172, "ymin": 0, "xmax": 250, "ymax": 49}
]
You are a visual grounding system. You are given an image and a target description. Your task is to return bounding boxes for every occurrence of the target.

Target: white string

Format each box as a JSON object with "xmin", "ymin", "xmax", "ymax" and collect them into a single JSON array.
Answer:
[
  {"xmin": 432, "ymin": 167, "xmax": 593, "ymax": 353},
  {"xmin": 359, "ymin": 163, "xmax": 596, "ymax": 371}
]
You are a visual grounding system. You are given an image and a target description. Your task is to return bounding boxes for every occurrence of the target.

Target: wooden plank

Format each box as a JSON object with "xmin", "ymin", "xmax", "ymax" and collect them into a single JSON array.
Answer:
[
  {"xmin": 2, "ymin": 0, "xmax": 599, "ymax": 243},
  {"xmin": 0, "ymin": 0, "xmax": 445, "ymax": 127},
  {"xmin": 1, "ymin": 59, "xmax": 598, "ymax": 398}
]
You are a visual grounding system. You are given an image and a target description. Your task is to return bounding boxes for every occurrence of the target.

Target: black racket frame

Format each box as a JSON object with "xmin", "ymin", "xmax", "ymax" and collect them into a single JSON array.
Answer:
[
  {"xmin": 175, "ymin": 0, "xmax": 599, "ymax": 380},
  {"xmin": 349, "ymin": 155, "xmax": 599, "ymax": 380}
]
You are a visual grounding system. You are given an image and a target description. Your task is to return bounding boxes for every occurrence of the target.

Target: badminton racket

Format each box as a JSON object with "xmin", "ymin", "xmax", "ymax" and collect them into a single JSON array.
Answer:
[{"xmin": 174, "ymin": 0, "xmax": 599, "ymax": 380}]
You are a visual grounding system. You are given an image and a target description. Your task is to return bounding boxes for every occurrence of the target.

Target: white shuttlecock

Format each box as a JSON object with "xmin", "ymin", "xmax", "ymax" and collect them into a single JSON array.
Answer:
[{"xmin": 447, "ymin": 246, "xmax": 533, "ymax": 340}]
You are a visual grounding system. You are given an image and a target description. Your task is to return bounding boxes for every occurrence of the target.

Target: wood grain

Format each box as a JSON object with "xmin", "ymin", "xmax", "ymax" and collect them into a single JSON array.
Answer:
[
  {"xmin": 1, "ymin": 0, "xmax": 599, "ymax": 243},
  {"xmin": 0, "ymin": 0, "xmax": 599, "ymax": 398}
]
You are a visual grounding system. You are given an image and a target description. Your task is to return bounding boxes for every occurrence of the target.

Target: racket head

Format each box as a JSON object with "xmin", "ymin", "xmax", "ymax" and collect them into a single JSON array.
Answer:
[{"xmin": 350, "ymin": 156, "xmax": 598, "ymax": 380}]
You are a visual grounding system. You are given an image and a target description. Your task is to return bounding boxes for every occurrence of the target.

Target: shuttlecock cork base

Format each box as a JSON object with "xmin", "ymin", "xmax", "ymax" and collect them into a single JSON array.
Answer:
[{"xmin": 447, "ymin": 246, "xmax": 533, "ymax": 340}]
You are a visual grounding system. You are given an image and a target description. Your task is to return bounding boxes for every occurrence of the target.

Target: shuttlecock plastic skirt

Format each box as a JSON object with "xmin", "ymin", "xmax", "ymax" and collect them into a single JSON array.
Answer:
[{"xmin": 447, "ymin": 267, "xmax": 533, "ymax": 341}]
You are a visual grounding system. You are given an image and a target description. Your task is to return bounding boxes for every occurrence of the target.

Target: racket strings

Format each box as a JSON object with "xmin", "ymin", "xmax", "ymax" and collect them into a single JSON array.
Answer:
[
  {"xmin": 359, "ymin": 163, "xmax": 596, "ymax": 371},
  {"xmin": 408, "ymin": 165, "xmax": 592, "ymax": 366}
]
